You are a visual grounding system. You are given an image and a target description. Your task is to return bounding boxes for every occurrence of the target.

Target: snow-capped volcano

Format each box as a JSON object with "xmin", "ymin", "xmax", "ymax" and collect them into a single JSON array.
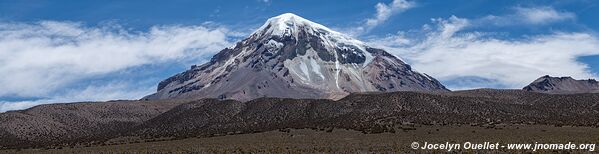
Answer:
[{"xmin": 144, "ymin": 13, "xmax": 448, "ymax": 101}]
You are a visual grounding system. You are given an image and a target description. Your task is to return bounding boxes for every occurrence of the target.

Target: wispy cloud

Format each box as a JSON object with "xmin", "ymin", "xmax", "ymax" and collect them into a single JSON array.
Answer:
[
  {"xmin": 366, "ymin": 0, "xmax": 415, "ymax": 28},
  {"xmin": 368, "ymin": 16, "xmax": 599, "ymax": 89},
  {"xmin": 515, "ymin": 6, "xmax": 575, "ymax": 24},
  {"xmin": 0, "ymin": 21, "xmax": 235, "ymax": 111},
  {"xmin": 478, "ymin": 6, "xmax": 575, "ymax": 26},
  {"xmin": 343, "ymin": 0, "xmax": 415, "ymax": 36}
]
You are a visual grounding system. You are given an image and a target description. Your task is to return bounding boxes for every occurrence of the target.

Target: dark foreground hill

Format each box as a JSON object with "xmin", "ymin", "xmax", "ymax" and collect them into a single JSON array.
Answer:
[
  {"xmin": 1, "ymin": 89, "xmax": 598, "ymax": 149},
  {"xmin": 0, "ymin": 99, "xmax": 191, "ymax": 149},
  {"xmin": 10, "ymin": 125, "xmax": 599, "ymax": 153}
]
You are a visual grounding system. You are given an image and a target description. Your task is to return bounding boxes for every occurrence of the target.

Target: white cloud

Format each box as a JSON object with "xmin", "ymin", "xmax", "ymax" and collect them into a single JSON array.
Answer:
[
  {"xmin": 366, "ymin": 0, "xmax": 415, "ymax": 28},
  {"xmin": 431, "ymin": 16, "xmax": 469, "ymax": 38},
  {"xmin": 369, "ymin": 16, "xmax": 599, "ymax": 89},
  {"xmin": 515, "ymin": 7, "xmax": 575, "ymax": 24},
  {"xmin": 342, "ymin": 0, "xmax": 415, "ymax": 36},
  {"xmin": 479, "ymin": 6, "xmax": 575, "ymax": 26},
  {"xmin": 0, "ymin": 21, "xmax": 234, "ymax": 98}
]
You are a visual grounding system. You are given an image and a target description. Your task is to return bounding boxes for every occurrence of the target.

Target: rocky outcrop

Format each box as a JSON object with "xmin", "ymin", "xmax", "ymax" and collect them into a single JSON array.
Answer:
[{"xmin": 523, "ymin": 75, "xmax": 599, "ymax": 94}]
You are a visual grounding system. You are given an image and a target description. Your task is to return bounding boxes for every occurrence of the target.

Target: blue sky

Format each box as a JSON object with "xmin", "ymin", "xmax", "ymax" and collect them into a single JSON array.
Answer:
[{"xmin": 1, "ymin": 0, "xmax": 599, "ymax": 111}]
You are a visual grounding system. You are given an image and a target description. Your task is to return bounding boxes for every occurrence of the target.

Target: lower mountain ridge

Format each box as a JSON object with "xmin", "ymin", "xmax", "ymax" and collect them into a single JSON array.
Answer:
[
  {"xmin": 523, "ymin": 75, "xmax": 599, "ymax": 94},
  {"xmin": 2, "ymin": 89, "xmax": 598, "ymax": 149}
]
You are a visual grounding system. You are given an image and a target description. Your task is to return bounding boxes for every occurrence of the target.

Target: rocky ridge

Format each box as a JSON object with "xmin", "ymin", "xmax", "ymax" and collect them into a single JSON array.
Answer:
[{"xmin": 523, "ymin": 75, "xmax": 599, "ymax": 94}]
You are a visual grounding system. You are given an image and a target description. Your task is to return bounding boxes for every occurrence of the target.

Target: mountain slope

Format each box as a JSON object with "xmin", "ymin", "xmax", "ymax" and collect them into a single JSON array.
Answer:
[
  {"xmin": 523, "ymin": 75, "xmax": 599, "ymax": 94},
  {"xmin": 144, "ymin": 13, "xmax": 447, "ymax": 101},
  {"xmin": 2, "ymin": 90, "xmax": 598, "ymax": 149},
  {"xmin": 0, "ymin": 99, "xmax": 189, "ymax": 148},
  {"xmin": 134, "ymin": 91, "xmax": 599, "ymax": 138}
]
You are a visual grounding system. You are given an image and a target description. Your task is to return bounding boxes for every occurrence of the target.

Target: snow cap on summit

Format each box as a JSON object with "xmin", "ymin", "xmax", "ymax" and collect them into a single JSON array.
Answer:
[{"xmin": 254, "ymin": 13, "xmax": 339, "ymax": 37}]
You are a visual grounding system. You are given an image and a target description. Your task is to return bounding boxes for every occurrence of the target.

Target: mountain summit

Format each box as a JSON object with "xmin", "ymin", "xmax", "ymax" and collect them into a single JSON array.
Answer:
[
  {"xmin": 144, "ymin": 13, "xmax": 448, "ymax": 101},
  {"xmin": 523, "ymin": 75, "xmax": 599, "ymax": 94}
]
